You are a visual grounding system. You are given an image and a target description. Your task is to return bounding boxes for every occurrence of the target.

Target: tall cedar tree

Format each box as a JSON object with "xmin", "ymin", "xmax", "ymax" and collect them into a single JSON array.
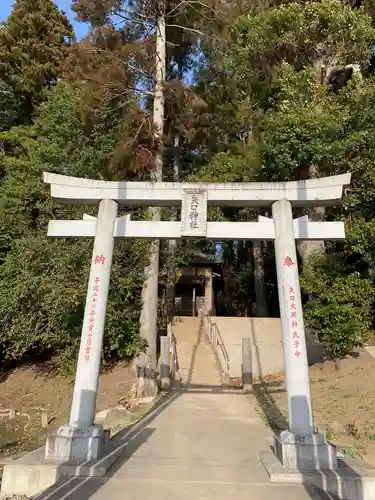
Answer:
[
  {"xmin": 0, "ymin": 0, "xmax": 74, "ymax": 127},
  {"xmin": 64, "ymin": 26, "xmax": 155, "ymax": 178},
  {"xmin": 68, "ymin": 1, "xmax": 167, "ymax": 396},
  {"xmin": 70, "ymin": 0, "xmax": 222, "ymax": 395}
]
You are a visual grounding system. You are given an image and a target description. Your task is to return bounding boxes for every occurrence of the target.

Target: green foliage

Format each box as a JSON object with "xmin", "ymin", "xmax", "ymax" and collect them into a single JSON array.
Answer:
[
  {"xmin": 301, "ymin": 253, "xmax": 375, "ymax": 359},
  {"xmin": 0, "ymin": 235, "xmax": 147, "ymax": 368},
  {"xmin": 196, "ymin": 151, "xmax": 258, "ymax": 182},
  {"xmin": 233, "ymin": 0, "xmax": 375, "ymax": 105},
  {"xmin": 192, "ymin": 0, "xmax": 375, "ymax": 356},
  {"xmin": 1, "ymin": 0, "xmax": 375, "ymax": 370},
  {"xmin": 0, "ymin": 0, "xmax": 74, "ymax": 126},
  {"xmin": 0, "ymin": 83, "xmax": 148, "ymax": 368},
  {"xmin": 0, "ymin": 79, "xmax": 22, "ymax": 132}
]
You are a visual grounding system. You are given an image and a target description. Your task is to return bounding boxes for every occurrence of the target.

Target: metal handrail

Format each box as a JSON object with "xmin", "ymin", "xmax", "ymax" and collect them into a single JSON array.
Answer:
[{"xmin": 202, "ymin": 307, "xmax": 230, "ymax": 376}]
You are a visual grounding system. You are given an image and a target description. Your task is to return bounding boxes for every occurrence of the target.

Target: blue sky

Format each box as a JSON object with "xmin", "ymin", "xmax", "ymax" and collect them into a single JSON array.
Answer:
[{"xmin": 0, "ymin": 0, "xmax": 88, "ymax": 39}]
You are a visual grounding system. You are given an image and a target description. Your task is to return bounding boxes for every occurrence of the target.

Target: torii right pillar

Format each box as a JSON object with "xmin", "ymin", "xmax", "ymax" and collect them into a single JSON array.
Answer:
[{"xmin": 272, "ymin": 198, "xmax": 337, "ymax": 470}]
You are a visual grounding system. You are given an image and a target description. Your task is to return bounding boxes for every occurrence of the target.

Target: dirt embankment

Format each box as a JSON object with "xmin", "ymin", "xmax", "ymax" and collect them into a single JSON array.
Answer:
[
  {"xmin": 0, "ymin": 361, "xmax": 135, "ymax": 457},
  {"xmin": 249, "ymin": 348, "xmax": 375, "ymax": 467}
]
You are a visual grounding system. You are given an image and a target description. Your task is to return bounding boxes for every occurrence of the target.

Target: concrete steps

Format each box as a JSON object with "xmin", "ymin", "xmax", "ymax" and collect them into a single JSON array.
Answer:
[{"xmin": 173, "ymin": 317, "xmax": 222, "ymax": 387}]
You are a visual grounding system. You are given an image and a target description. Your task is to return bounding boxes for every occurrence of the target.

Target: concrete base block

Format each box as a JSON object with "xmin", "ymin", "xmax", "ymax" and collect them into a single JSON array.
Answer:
[
  {"xmin": 45, "ymin": 424, "xmax": 109, "ymax": 462},
  {"xmin": 174, "ymin": 372, "xmax": 182, "ymax": 388},
  {"xmin": 222, "ymin": 373, "xmax": 230, "ymax": 388},
  {"xmin": 275, "ymin": 430, "xmax": 337, "ymax": 470},
  {"xmin": 159, "ymin": 362, "xmax": 171, "ymax": 391},
  {"xmin": 0, "ymin": 440, "xmax": 127, "ymax": 498},
  {"xmin": 260, "ymin": 449, "xmax": 375, "ymax": 500}
]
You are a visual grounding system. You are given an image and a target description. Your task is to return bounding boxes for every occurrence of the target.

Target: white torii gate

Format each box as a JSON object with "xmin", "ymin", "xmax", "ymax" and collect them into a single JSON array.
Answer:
[{"xmin": 43, "ymin": 172, "xmax": 350, "ymax": 470}]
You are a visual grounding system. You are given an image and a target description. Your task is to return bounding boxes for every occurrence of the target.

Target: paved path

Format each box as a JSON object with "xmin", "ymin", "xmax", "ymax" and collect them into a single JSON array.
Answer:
[{"xmin": 37, "ymin": 388, "xmax": 323, "ymax": 500}]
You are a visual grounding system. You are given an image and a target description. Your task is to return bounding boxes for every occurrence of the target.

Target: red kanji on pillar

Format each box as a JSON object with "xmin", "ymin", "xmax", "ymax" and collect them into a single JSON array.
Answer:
[
  {"xmin": 283, "ymin": 256, "xmax": 295, "ymax": 267},
  {"xmin": 95, "ymin": 254, "xmax": 106, "ymax": 264}
]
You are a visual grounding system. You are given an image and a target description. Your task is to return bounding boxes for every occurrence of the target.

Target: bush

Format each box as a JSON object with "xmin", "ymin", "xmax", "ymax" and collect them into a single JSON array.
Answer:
[
  {"xmin": 0, "ymin": 83, "xmax": 149, "ymax": 370},
  {"xmin": 301, "ymin": 254, "xmax": 374, "ymax": 359},
  {"xmin": 0, "ymin": 234, "xmax": 148, "ymax": 369}
]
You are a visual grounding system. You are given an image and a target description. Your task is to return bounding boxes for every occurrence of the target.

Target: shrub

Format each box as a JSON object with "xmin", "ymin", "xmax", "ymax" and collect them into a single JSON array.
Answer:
[{"xmin": 301, "ymin": 254, "xmax": 374, "ymax": 359}]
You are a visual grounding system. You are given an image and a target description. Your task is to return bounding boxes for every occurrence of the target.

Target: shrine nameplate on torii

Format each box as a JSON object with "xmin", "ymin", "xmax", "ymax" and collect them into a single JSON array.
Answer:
[
  {"xmin": 45, "ymin": 173, "xmax": 348, "ymax": 241},
  {"xmin": 43, "ymin": 171, "xmax": 351, "ymax": 470}
]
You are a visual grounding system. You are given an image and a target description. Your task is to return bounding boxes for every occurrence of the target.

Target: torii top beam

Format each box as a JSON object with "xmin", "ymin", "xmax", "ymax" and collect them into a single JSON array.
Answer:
[{"xmin": 43, "ymin": 172, "xmax": 351, "ymax": 208}]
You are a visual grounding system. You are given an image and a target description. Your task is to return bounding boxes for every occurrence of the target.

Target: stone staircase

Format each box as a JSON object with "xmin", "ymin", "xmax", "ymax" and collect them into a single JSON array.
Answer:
[{"xmin": 173, "ymin": 316, "xmax": 222, "ymax": 387}]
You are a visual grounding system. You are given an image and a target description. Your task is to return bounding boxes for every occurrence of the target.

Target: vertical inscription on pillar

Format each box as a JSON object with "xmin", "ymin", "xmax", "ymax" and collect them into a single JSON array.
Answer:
[
  {"xmin": 181, "ymin": 189, "xmax": 207, "ymax": 237},
  {"xmin": 288, "ymin": 285, "xmax": 301, "ymax": 358},
  {"xmin": 85, "ymin": 255, "xmax": 105, "ymax": 361},
  {"xmin": 283, "ymin": 255, "xmax": 301, "ymax": 358}
]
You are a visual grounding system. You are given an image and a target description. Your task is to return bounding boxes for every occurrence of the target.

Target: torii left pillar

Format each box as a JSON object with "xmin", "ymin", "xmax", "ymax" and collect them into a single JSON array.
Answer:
[{"xmin": 45, "ymin": 199, "xmax": 118, "ymax": 461}]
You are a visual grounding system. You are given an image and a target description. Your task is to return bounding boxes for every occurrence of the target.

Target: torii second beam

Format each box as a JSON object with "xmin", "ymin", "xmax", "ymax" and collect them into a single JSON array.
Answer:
[{"xmin": 47, "ymin": 214, "xmax": 346, "ymax": 240}]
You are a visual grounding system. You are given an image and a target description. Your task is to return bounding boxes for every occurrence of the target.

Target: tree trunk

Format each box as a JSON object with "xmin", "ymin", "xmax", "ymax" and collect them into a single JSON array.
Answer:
[
  {"xmin": 252, "ymin": 240, "xmax": 269, "ymax": 317},
  {"xmin": 299, "ymin": 59, "xmax": 362, "ymax": 265},
  {"xmin": 296, "ymin": 164, "xmax": 325, "ymax": 266},
  {"xmin": 297, "ymin": 207, "xmax": 326, "ymax": 266},
  {"xmin": 135, "ymin": 5, "xmax": 166, "ymax": 398}
]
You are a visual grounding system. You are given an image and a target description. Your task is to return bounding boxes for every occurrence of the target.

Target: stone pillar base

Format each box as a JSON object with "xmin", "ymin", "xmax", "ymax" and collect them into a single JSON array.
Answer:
[
  {"xmin": 159, "ymin": 336, "xmax": 171, "ymax": 391},
  {"xmin": 45, "ymin": 424, "xmax": 109, "ymax": 462},
  {"xmin": 274, "ymin": 430, "xmax": 337, "ymax": 470},
  {"xmin": 159, "ymin": 363, "xmax": 171, "ymax": 390}
]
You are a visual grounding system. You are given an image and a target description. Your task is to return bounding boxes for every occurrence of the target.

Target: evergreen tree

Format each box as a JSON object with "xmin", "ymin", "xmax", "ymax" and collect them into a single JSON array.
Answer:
[
  {"xmin": 0, "ymin": 83, "xmax": 148, "ymax": 367},
  {"xmin": 71, "ymin": 0, "xmax": 222, "ymax": 394},
  {"xmin": 192, "ymin": 0, "xmax": 375, "ymax": 354},
  {"xmin": 2, "ymin": 0, "xmax": 374, "ymax": 368},
  {"xmin": 0, "ymin": 0, "xmax": 74, "ymax": 126}
]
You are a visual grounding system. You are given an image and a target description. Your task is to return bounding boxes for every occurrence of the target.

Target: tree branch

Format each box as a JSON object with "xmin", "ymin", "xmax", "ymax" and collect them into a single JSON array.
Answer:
[
  {"xmin": 116, "ymin": 7, "xmax": 153, "ymax": 20},
  {"xmin": 115, "ymin": 57, "xmax": 153, "ymax": 80},
  {"xmin": 112, "ymin": 12, "xmax": 147, "ymax": 27},
  {"xmin": 165, "ymin": 24, "xmax": 219, "ymax": 40},
  {"xmin": 166, "ymin": 0, "xmax": 225, "ymax": 20}
]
